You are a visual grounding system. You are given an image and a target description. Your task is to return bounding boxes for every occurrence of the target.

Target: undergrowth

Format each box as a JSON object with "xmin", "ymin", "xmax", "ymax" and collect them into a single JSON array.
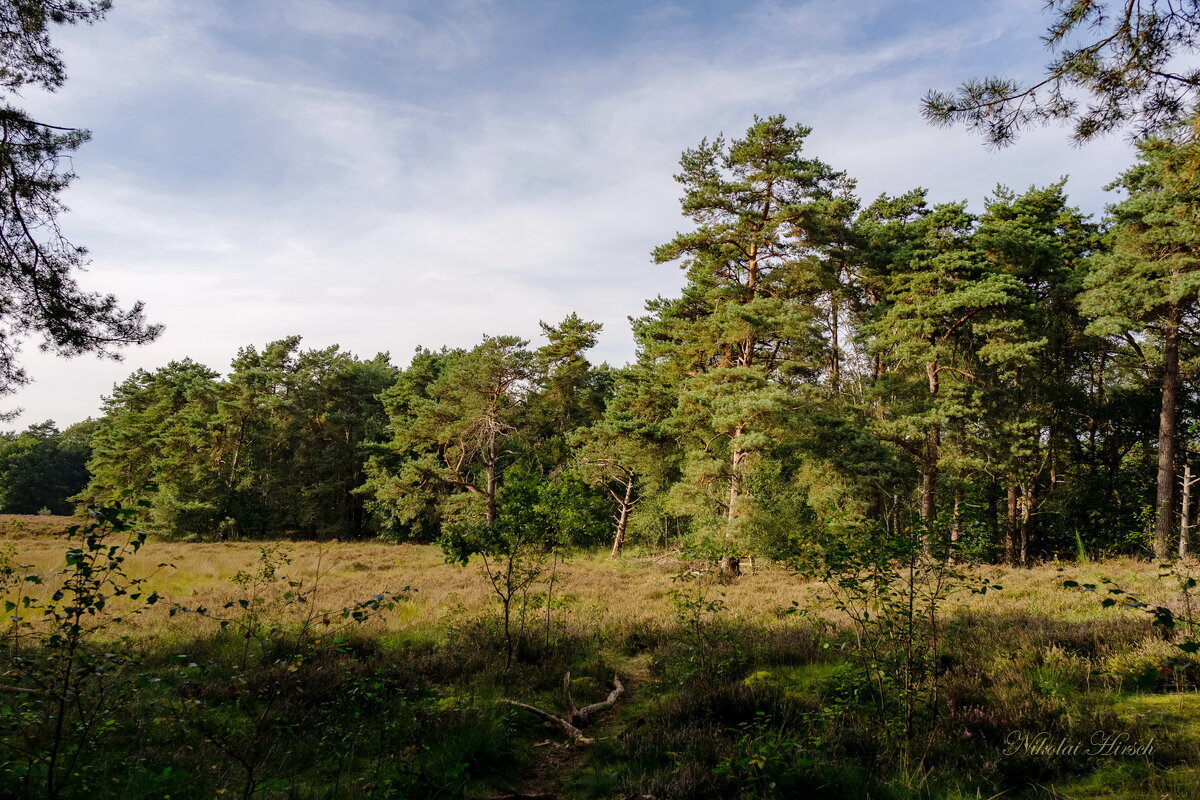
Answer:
[{"xmin": 2, "ymin": 527, "xmax": 1198, "ymax": 799}]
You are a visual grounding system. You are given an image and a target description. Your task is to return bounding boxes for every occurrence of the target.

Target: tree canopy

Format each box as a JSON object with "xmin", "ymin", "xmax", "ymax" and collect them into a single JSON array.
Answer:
[
  {"xmin": 46, "ymin": 112, "xmax": 1200, "ymax": 568},
  {"xmin": 0, "ymin": 0, "xmax": 159, "ymax": 397},
  {"xmin": 923, "ymin": 0, "xmax": 1200, "ymax": 146}
]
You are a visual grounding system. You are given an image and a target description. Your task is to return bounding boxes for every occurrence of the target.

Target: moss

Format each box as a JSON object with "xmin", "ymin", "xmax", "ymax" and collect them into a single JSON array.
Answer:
[{"xmin": 741, "ymin": 660, "xmax": 854, "ymax": 700}]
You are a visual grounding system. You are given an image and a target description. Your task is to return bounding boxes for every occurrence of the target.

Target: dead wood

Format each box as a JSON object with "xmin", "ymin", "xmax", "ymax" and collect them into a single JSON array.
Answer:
[
  {"xmin": 569, "ymin": 673, "xmax": 624, "ymax": 727},
  {"xmin": 497, "ymin": 699, "xmax": 594, "ymax": 745},
  {"xmin": 500, "ymin": 673, "xmax": 624, "ymax": 746}
]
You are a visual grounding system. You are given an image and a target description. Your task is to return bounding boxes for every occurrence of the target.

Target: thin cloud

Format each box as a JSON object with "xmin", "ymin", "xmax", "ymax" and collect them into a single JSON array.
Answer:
[{"xmin": 5, "ymin": 0, "xmax": 1135, "ymax": 428}]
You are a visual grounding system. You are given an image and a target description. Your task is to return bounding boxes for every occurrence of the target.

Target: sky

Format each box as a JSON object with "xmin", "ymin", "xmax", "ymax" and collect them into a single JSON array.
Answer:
[{"xmin": 7, "ymin": 0, "xmax": 1140, "ymax": 429}]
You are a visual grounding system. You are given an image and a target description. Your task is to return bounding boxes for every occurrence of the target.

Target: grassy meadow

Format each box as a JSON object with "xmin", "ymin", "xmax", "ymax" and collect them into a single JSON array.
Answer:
[{"xmin": 3, "ymin": 515, "xmax": 1200, "ymax": 799}]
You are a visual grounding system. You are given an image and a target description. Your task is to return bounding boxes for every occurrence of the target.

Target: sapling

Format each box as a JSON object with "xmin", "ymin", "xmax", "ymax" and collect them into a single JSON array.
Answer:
[{"xmin": 0, "ymin": 493, "xmax": 170, "ymax": 800}]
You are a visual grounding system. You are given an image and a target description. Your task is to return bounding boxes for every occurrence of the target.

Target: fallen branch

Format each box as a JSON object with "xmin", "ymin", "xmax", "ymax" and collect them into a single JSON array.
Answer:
[
  {"xmin": 498, "ymin": 699, "xmax": 594, "ymax": 745},
  {"xmin": 500, "ymin": 673, "xmax": 624, "ymax": 746},
  {"xmin": 569, "ymin": 673, "xmax": 624, "ymax": 727}
]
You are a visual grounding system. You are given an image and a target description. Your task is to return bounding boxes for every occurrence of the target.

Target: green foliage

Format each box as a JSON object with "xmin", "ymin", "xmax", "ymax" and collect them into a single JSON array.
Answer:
[
  {"xmin": 665, "ymin": 539, "xmax": 744, "ymax": 681},
  {"xmin": 641, "ymin": 114, "xmax": 854, "ymax": 563},
  {"xmin": 0, "ymin": 491, "xmax": 167, "ymax": 799},
  {"xmin": 439, "ymin": 471, "xmax": 575, "ymax": 669},
  {"xmin": 0, "ymin": 0, "xmax": 159, "ymax": 396},
  {"xmin": 85, "ymin": 339, "xmax": 397, "ymax": 540},
  {"xmin": 572, "ymin": 366, "xmax": 676, "ymax": 555},
  {"xmin": 0, "ymin": 419, "xmax": 92, "ymax": 514},
  {"xmin": 798, "ymin": 523, "xmax": 1001, "ymax": 762},
  {"xmin": 711, "ymin": 711, "xmax": 814, "ymax": 797},
  {"xmin": 165, "ymin": 546, "xmax": 409, "ymax": 798},
  {"xmin": 364, "ymin": 335, "xmax": 535, "ymax": 537},
  {"xmin": 1063, "ymin": 561, "xmax": 1200, "ymax": 676},
  {"xmin": 924, "ymin": 1, "xmax": 1200, "ymax": 145},
  {"xmin": 525, "ymin": 313, "xmax": 611, "ymax": 471},
  {"xmin": 35, "ymin": 112, "xmax": 1193, "ymax": 564},
  {"xmin": 1081, "ymin": 130, "xmax": 1200, "ymax": 341},
  {"xmin": 365, "ymin": 320, "xmax": 611, "ymax": 544},
  {"xmin": 1080, "ymin": 126, "xmax": 1200, "ymax": 559}
]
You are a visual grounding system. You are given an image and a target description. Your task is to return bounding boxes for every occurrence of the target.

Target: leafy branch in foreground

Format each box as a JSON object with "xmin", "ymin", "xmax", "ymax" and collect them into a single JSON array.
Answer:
[
  {"xmin": 0, "ymin": 490, "xmax": 170, "ymax": 800},
  {"xmin": 167, "ymin": 546, "xmax": 411, "ymax": 800},
  {"xmin": 0, "ymin": 1, "xmax": 161, "ymax": 398},
  {"xmin": 1063, "ymin": 562, "xmax": 1200, "ymax": 675},
  {"xmin": 798, "ymin": 522, "xmax": 1001, "ymax": 763}
]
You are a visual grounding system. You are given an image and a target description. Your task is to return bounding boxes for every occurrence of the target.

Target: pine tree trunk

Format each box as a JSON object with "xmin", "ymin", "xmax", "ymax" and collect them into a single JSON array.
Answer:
[
  {"xmin": 987, "ymin": 480, "xmax": 1000, "ymax": 555},
  {"xmin": 485, "ymin": 463, "xmax": 497, "ymax": 525},
  {"xmin": 1018, "ymin": 482, "xmax": 1034, "ymax": 566},
  {"xmin": 719, "ymin": 555, "xmax": 741, "ymax": 580},
  {"xmin": 830, "ymin": 293, "xmax": 841, "ymax": 394},
  {"xmin": 949, "ymin": 486, "xmax": 963, "ymax": 561},
  {"xmin": 1005, "ymin": 486, "xmax": 1018, "ymax": 566},
  {"xmin": 921, "ymin": 360, "xmax": 940, "ymax": 557},
  {"xmin": 611, "ymin": 477, "xmax": 634, "ymax": 558},
  {"xmin": 714, "ymin": 424, "xmax": 747, "ymax": 580},
  {"xmin": 920, "ymin": 424, "xmax": 939, "ymax": 557},
  {"xmin": 1155, "ymin": 309, "xmax": 1181, "ymax": 561}
]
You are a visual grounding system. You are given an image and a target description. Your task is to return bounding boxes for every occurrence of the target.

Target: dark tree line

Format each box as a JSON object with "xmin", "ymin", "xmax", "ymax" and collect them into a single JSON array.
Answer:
[{"xmin": 0, "ymin": 419, "xmax": 92, "ymax": 514}]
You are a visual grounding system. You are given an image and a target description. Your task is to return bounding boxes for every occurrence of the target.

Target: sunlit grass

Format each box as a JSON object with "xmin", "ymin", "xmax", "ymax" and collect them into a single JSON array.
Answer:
[{"xmin": 2, "ymin": 521, "xmax": 1186, "ymax": 642}]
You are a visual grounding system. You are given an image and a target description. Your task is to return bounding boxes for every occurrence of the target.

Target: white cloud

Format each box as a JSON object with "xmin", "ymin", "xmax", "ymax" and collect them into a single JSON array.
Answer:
[{"xmin": 3, "ymin": 0, "xmax": 1139, "ymax": 428}]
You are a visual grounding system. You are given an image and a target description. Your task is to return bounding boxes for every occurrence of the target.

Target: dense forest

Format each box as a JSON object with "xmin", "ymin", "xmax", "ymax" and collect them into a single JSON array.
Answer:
[{"xmin": 7, "ymin": 115, "xmax": 1199, "ymax": 570}]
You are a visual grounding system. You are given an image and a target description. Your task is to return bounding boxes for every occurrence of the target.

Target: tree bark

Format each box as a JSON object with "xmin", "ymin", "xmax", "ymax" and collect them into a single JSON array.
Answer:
[
  {"xmin": 1018, "ymin": 482, "xmax": 1034, "ymax": 566},
  {"xmin": 485, "ymin": 459, "xmax": 497, "ymax": 526},
  {"xmin": 920, "ymin": 424, "xmax": 939, "ymax": 557},
  {"xmin": 1155, "ymin": 308, "xmax": 1181, "ymax": 561},
  {"xmin": 723, "ymin": 423, "xmax": 747, "ymax": 578},
  {"xmin": 611, "ymin": 476, "xmax": 634, "ymax": 558},
  {"xmin": 986, "ymin": 480, "xmax": 1000, "ymax": 554},
  {"xmin": 921, "ymin": 360, "xmax": 940, "ymax": 557},
  {"xmin": 949, "ymin": 486, "xmax": 964, "ymax": 560},
  {"xmin": 1181, "ymin": 461, "xmax": 1192, "ymax": 560},
  {"xmin": 499, "ymin": 675, "xmax": 624, "ymax": 747},
  {"xmin": 718, "ymin": 555, "xmax": 741, "ymax": 580},
  {"xmin": 830, "ymin": 292, "xmax": 841, "ymax": 394},
  {"xmin": 1005, "ymin": 486, "xmax": 1018, "ymax": 566}
]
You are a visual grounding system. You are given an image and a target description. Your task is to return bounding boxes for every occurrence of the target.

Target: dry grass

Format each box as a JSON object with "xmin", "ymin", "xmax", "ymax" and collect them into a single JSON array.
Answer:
[
  {"xmin": 3, "ymin": 529, "xmax": 1185, "ymax": 647},
  {"xmin": 5, "ymin": 529, "xmax": 1199, "ymax": 799},
  {"xmin": 0, "ymin": 513, "xmax": 80, "ymax": 539}
]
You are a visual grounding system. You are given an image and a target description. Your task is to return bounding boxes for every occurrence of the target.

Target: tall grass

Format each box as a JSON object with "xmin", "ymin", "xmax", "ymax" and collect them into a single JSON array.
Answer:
[{"xmin": 2, "ymin": 529, "xmax": 1198, "ymax": 799}]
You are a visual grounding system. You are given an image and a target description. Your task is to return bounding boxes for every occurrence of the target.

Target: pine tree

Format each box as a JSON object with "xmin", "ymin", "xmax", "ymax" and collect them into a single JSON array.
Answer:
[
  {"xmin": 859, "ymin": 194, "xmax": 1031, "ymax": 553},
  {"xmin": 972, "ymin": 182, "xmax": 1098, "ymax": 563},
  {"xmin": 1081, "ymin": 126, "xmax": 1200, "ymax": 560},
  {"xmin": 645, "ymin": 115, "xmax": 854, "ymax": 574},
  {"xmin": 365, "ymin": 336, "xmax": 533, "ymax": 532},
  {"xmin": 924, "ymin": 1, "xmax": 1200, "ymax": 146},
  {"xmin": 572, "ymin": 367, "xmax": 675, "ymax": 556}
]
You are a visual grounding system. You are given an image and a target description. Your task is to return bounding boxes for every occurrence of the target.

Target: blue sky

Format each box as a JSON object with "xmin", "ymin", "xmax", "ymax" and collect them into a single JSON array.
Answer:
[{"xmin": 10, "ymin": 0, "xmax": 1138, "ymax": 427}]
